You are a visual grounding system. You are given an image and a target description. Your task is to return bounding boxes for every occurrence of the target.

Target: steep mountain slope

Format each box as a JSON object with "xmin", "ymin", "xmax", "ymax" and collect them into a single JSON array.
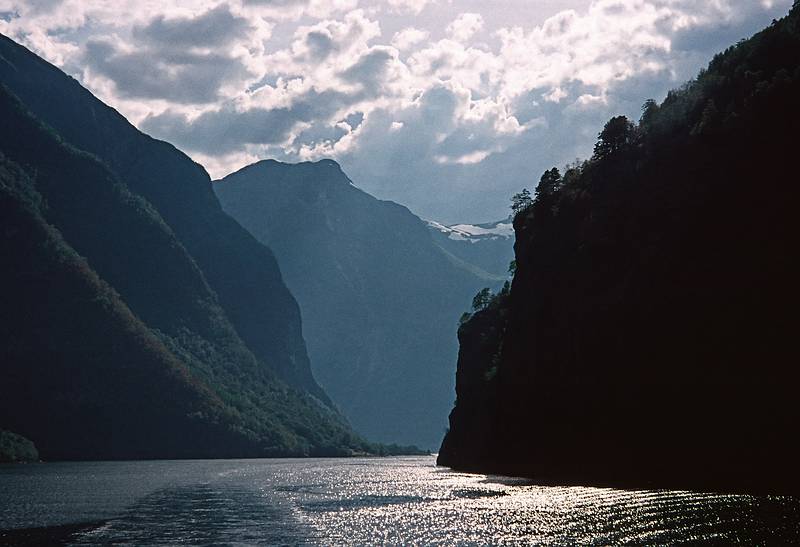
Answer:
[
  {"xmin": 425, "ymin": 219, "xmax": 515, "ymax": 279},
  {"xmin": 0, "ymin": 152, "xmax": 247, "ymax": 459},
  {"xmin": 215, "ymin": 160, "xmax": 496, "ymax": 449},
  {"xmin": 0, "ymin": 38, "xmax": 368, "ymax": 459},
  {"xmin": 0, "ymin": 34, "xmax": 324, "ymax": 401},
  {"xmin": 439, "ymin": 5, "xmax": 800, "ymax": 493}
]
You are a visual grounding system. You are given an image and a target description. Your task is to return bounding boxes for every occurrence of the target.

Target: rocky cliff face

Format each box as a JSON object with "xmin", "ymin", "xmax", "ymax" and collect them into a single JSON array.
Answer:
[
  {"xmin": 215, "ymin": 159, "xmax": 498, "ymax": 449},
  {"xmin": 439, "ymin": 6, "xmax": 800, "ymax": 493}
]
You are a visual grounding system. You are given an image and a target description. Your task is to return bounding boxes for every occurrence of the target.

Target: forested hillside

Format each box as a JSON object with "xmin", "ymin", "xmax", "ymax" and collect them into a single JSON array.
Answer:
[
  {"xmin": 0, "ymin": 34, "xmax": 325, "ymax": 400},
  {"xmin": 439, "ymin": 3, "xmax": 800, "ymax": 493},
  {"xmin": 0, "ymin": 37, "xmax": 371, "ymax": 459}
]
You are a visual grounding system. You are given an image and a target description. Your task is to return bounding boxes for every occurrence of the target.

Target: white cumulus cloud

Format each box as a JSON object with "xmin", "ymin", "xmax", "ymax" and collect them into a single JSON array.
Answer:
[
  {"xmin": 446, "ymin": 12, "xmax": 484, "ymax": 42},
  {"xmin": 0, "ymin": 0, "xmax": 793, "ymax": 221}
]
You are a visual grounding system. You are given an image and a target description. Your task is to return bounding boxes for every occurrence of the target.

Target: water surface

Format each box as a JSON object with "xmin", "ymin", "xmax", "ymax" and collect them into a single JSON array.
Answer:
[{"xmin": 1, "ymin": 456, "xmax": 798, "ymax": 545}]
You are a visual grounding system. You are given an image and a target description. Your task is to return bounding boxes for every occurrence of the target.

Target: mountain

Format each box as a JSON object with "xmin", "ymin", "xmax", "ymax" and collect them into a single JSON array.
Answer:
[
  {"xmin": 438, "ymin": 5, "xmax": 800, "ymax": 493},
  {"xmin": 0, "ymin": 35, "xmax": 370, "ymax": 459},
  {"xmin": 0, "ymin": 34, "xmax": 326, "ymax": 401},
  {"xmin": 214, "ymin": 160, "xmax": 500, "ymax": 449},
  {"xmin": 425, "ymin": 218, "xmax": 515, "ymax": 279}
]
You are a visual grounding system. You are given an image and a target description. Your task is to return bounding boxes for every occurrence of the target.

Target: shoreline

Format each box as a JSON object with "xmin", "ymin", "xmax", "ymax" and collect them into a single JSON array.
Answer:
[
  {"xmin": 0, "ymin": 452, "xmax": 433, "ymax": 467},
  {"xmin": 0, "ymin": 521, "xmax": 106, "ymax": 546},
  {"xmin": 436, "ymin": 460, "xmax": 800, "ymax": 497}
]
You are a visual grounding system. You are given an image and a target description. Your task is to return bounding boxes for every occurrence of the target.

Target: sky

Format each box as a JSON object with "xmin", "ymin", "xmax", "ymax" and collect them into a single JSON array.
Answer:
[{"xmin": 0, "ymin": 0, "xmax": 792, "ymax": 223}]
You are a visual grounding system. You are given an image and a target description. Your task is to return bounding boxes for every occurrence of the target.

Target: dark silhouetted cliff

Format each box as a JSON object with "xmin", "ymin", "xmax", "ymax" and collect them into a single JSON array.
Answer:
[{"xmin": 439, "ymin": 5, "xmax": 800, "ymax": 493}]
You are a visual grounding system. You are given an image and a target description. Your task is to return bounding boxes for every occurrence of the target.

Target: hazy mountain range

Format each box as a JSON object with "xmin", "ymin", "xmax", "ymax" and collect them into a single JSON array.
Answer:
[
  {"xmin": 215, "ymin": 160, "xmax": 509, "ymax": 449},
  {"xmin": 425, "ymin": 218, "xmax": 515, "ymax": 280},
  {"xmin": 0, "ymin": 32, "xmax": 513, "ymax": 457}
]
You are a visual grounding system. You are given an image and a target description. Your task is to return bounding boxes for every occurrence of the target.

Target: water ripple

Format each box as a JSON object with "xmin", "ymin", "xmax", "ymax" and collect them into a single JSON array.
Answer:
[{"xmin": 2, "ymin": 457, "xmax": 798, "ymax": 545}]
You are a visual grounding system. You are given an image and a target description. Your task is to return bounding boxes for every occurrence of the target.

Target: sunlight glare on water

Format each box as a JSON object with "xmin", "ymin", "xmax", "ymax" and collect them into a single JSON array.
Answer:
[
  {"xmin": 1, "ymin": 456, "xmax": 798, "ymax": 545},
  {"xmin": 281, "ymin": 458, "xmax": 798, "ymax": 545}
]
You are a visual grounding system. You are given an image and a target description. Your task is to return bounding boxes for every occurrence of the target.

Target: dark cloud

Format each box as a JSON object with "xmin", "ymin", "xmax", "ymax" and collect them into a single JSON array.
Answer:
[
  {"xmin": 343, "ymin": 111, "xmax": 364, "ymax": 130},
  {"xmin": 141, "ymin": 107, "xmax": 304, "ymax": 152},
  {"xmin": 340, "ymin": 46, "xmax": 397, "ymax": 96},
  {"xmin": 140, "ymin": 88, "xmax": 355, "ymax": 153},
  {"xmin": 133, "ymin": 4, "xmax": 253, "ymax": 48},
  {"xmin": 416, "ymin": 84, "xmax": 460, "ymax": 128},
  {"xmin": 22, "ymin": 0, "xmax": 62, "ymax": 14},
  {"xmin": 304, "ymin": 30, "xmax": 337, "ymax": 60},
  {"xmin": 294, "ymin": 121, "xmax": 349, "ymax": 146},
  {"xmin": 83, "ymin": 39, "xmax": 252, "ymax": 103},
  {"xmin": 80, "ymin": 4, "xmax": 261, "ymax": 104}
]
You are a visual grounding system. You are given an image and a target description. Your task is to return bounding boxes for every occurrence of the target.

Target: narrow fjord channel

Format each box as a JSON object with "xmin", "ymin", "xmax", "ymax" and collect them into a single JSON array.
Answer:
[{"xmin": 2, "ymin": 456, "xmax": 798, "ymax": 545}]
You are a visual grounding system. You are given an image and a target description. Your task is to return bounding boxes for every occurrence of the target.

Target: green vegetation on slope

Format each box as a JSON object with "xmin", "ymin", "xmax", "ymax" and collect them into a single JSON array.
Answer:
[
  {"xmin": 0, "ymin": 33, "xmax": 326, "ymax": 402},
  {"xmin": 0, "ymin": 430, "xmax": 39, "ymax": 462},
  {"xmin": 0, "ymin": 153, "xmax": 250, "ymax": 459},
  {"xmin": 0, "ymin": 44, "xmax": 371, "ymax": 459}
]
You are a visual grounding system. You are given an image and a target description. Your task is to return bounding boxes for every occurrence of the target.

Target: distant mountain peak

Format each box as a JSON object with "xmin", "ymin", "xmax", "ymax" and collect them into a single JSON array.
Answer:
[
  {"xmin": 220, "ymin": 158, "xmax": 354, "ymax": 190},
  {"xmin": 425, "ymin": 218, "xmax": 514, "ymax": 243},
  {"xmin": 228, "ymin": 157, "xmax": 343, "ymax": 173},
  {"xmin": 214, "ymin": 160, "xmax": 509, "ymax": 449}
]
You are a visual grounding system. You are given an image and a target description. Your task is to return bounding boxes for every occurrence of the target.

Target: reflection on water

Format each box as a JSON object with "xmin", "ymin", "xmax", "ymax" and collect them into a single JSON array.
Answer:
[{"xmin": 1, "ymin": 456, "xmax": 798, "ymax": 545}]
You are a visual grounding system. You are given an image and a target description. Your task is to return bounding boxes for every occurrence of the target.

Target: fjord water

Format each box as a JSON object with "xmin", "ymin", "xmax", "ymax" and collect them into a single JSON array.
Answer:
[{"xmin": 1, "ymin": 457, "xmax": 798, "ymax": 545}]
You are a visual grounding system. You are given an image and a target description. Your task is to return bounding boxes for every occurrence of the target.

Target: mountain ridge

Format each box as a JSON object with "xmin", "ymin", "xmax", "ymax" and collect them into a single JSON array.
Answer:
[
  {"xmin": 214, "ymin": 158, "xmax": 508, "ymax": 449},
  {"xmin": 0, "ymin": 33, "xmax": 327, "ymax": 402},
  {"xmin": 0, "ymin": 34, "xmax": 374, "ymax": 459}
]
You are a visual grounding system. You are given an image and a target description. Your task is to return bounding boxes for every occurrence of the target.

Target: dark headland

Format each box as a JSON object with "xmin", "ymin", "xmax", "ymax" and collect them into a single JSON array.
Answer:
[{"xmin": 439, "ymin": 4, "xmax": 800, "ymax": 495}]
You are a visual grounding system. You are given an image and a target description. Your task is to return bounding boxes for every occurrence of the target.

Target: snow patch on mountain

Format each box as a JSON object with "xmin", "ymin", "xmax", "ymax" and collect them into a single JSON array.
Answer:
[{"xmin": 425, "ymin": 219, "xmax": 514, "ymax": 243}]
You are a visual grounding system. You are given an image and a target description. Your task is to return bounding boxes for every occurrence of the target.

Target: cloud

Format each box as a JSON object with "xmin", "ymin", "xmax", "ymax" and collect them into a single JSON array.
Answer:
[
  {"xmin": 289, "ymin": 9, "xmax": 380, "ymax": 63},
  {"xmin": 331, "ymin": 81, "xmax": 526, "ymax": 176},
  {"xmin": 1, "ymin": 0, "xmax": 793, "ymax": 221},
  {"xmin": 82, "ymin": 38, "xmax": 254, "ymax": 103},
  {"xmin": 299, "ymin": 28, "xmax": 337, "ymax": 60},
  {"xmin": 139, "ymin": 9, "xmax": 403, "ymax": 154},
  {"xmin": 6, "ymin": 0, "xmax": 63, "ymax": 15},
  {"xmin": 132, "ymin": 4, "xmax": 256, "ymax": 48},
  {"xmin": 383, "ymin": 0, "xmax": 433, "ymax": 15},
  {"xmin": 339, "ymin": 46, "xmax": 407, "ymax": 97},
  {"xmin": 244, "ymin": 0, "xmax": 306, "ymax": 5},
  {"xmin": 446, "ymin": 13, "xmax": 483, "ymax": 42},
  {"xmin": 141, "ymin": 105, "xmax": 306, "ymax": 153},
  {"xmin": 74, "ymin": 4, "xmax": 274, "ymax": 104},
  {"xmin": 242, "ymin": 0, "xmax": 358, "ymax": 20},
  {"xmin": 140, "ymin": 82, "xmax": 367, "ymax": 154},
  {"xmin": 391, "ymin": 27, "xmax": 429, "ymax": 50}
]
